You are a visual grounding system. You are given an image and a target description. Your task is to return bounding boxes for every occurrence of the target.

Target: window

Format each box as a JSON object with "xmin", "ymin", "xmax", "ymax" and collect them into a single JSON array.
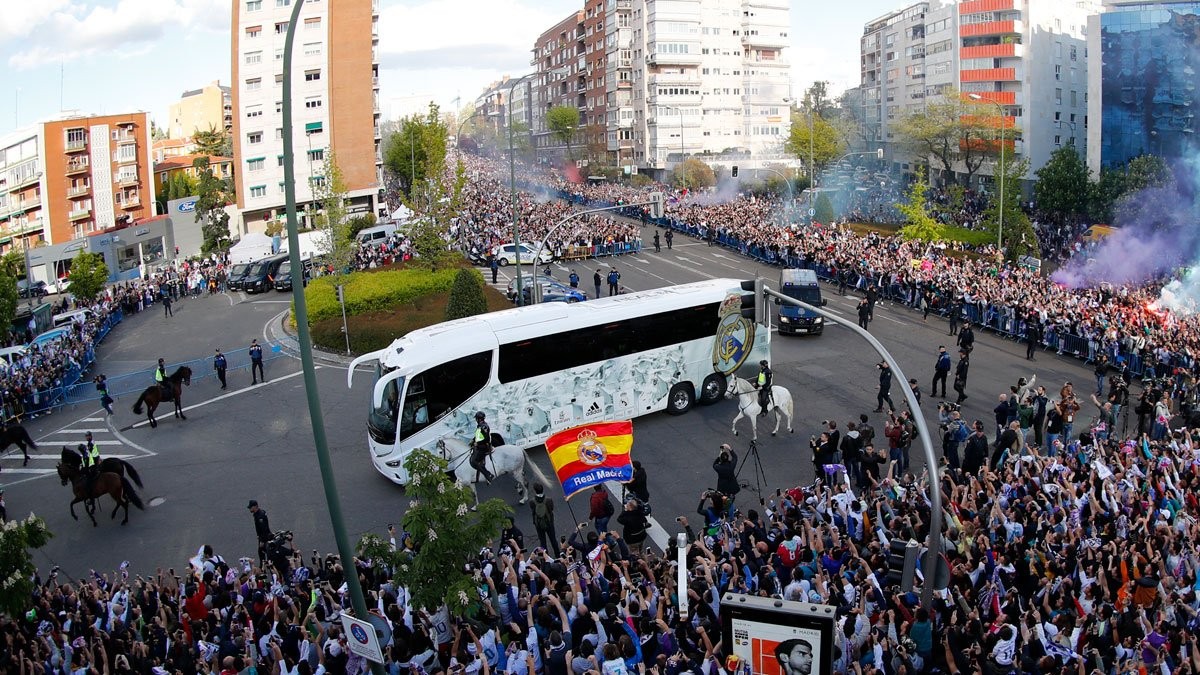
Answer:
[
  {"xmin": 399, "ymin": 351, "xmax": 493, "ymax": 441},
  {"xmin": 274, "ymin": 48, "xmax": 284, "ymax": 61},
  {"xmin": 305, "ymin": 17, "xmax": 321, "ymax": 29},
  {"xmin": 245, "ymin": 26, "xmax": 261, "ymax": 38},
  {"xmin": 246, "ymin": 78, "xmax": 262, "ymax": 91},
  {"xmin": 305, "ymin": 98, "xmax": 322, "ymax": 109},
  {"xmin": 247, "ymin": 158, "xmax": 265, "ymax": 171},
  {"xmin": 247, "ymin": 132, "xmax": 263, "ymax": 144},
  {"xmin": 303, "ymin": 42, "xmax": 322, "ymax": 57},
  {"xmin": 275, "ymin": 22, "xmax": 288, "ymax": 34},
  {"xmin": 275, "ymin": 101, "xmax": 283, "ymax": 113},
  {"xmin": 1054, "ymin": 135, "xmax": 1061, "ymax": 146},
  {"xmin": 249, "ymin": 185, "xmax": 267, "ymax": 197},
  {"xmin": 1055, "ymin": 88, "xmax": 1062, "ymax": 106},
  {"xmin": 66, "ymin": 128, "xmax": 86, "ymax": 145},
  {"xmin": 308, "ymin": 148, "xmax": 324, "ymax": 161},
  {"xmin": 498, "ymin": 303, "xmax": 720, "ymax": 383},
  {"xmin": 246, "ymin": 105, "xmax": 263, "ymax": 118},
  {"xmin": 246, "ymin": 0, "xmax": 261, "ymax": 10},
  {"xmin": 245, "ymin": 51, "xmax": 262, "ymax": 65},
  {"xmin": 305, "ymin": 70, "xmax": 321, "ymax": 81},
  {"xmin": 277, "ymin": 155, "xmax": 285, "ymax": 167},
  {"xmin": 275, "ymin": 0, "xmax": 289, "ymax": 5},
  {"xmin": 305, "ymin": 122, "xmax": 323, "ymax": 135}
]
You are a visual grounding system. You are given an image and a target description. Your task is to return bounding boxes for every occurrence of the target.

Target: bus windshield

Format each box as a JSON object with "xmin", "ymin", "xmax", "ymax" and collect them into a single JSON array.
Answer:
[
  {"xmin": 782, "ymin": 285, "xmax": 822, "ymax": 305},
  {"xmin": 368, "ymin": 372, "xmax": 402, "ymax": 445}
]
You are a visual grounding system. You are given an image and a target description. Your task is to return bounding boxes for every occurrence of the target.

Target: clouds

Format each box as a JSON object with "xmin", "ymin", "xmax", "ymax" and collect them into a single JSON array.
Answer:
[{"xmin": 4, "ymin": 0, "xmax": 228, "ymax": 70}]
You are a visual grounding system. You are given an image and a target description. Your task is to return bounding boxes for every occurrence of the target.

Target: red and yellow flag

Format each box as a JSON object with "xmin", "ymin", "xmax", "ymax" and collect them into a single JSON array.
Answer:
[{"xmin": 544, "ymin": 421, "xmax": 634, "ymax": 499}]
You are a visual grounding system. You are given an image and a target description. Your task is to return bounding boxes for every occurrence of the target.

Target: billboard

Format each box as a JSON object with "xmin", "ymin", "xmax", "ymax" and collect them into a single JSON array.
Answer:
[{"xmin": 721, "ymin": 594, "xmax": 835, "ymax": 675}]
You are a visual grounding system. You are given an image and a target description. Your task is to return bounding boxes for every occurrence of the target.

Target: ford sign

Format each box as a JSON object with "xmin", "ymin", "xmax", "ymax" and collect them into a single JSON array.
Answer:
[{"xmin": 178, "ymin": 200, "xmax": 198, "ymax": 213}]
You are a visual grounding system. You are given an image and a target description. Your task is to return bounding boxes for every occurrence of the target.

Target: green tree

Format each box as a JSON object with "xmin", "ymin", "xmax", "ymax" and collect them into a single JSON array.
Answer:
[
  {"xmin": 445, "ymin": 268, "xmax": 488, "ymax": 321},
  {"xmin": 347, "ymin": 213, "xmax": 377, "ymax": 237},
  {"xmin": 0, "ymin": 250, "xmax": 24, "ymax": 279},
  {"xmin": 0, "ymin": 514, "xmax": 52, "ymax": 616},
  {"xmin": 407, "ymin": 159, "xmax": 467, "ymax": 271},
  {"xmin": 1033, "ymin": 146, "xmax": 1090, "ymax": 224},
  {"xmin": 1087, "ymin": 166, "xmax": 1126, "ymax": 224},
  {"xmin": 814, "ymin": 192, "xmax": 836, "ymax": 224},
  {"xmin": 801, "ymin": 81, "xmax": 837, "ymax": 118},
  {"xmin": 673, "ymin": 158, "xmax": 716, "ymax": 189},
  {"xmin": 0, "ymin": 271, "xmax": 18, "ymax": 330},
  {"xmin": 192, "ymin": 125, "xmax": 232, "ymax": 157},
  {"xmin": 895, "ymin": 91, "xmax": 1010, "ymax": 186},
  {"xmin": 356, "ymin": 449, "xmax": 510, "ymax": 616},
  {"xmin": 981, "ymin": 158, "xmax": 1036, "ymax": 258},
  {"xmin": 312, "ymin": 149, "xmax": 357, "ymax": 278},
  {"xmin": 897, "ymin": 168, "xmax": 945, "ymax": 242},
  {"xmin": 193, "ymin": 156, "xmax": 233, "ymax": 253},
  {"xmin": 786, "ymin": 112, "xmax": 846, "ymax": 177},
  {"xmin": 546, "ymin": 106, "xmax": 581, "ymax": 160},
  {"xmin": 66, "ymin": 251, "xmax": 109, "ymax": 301},
  {"xmin": 384, "ymin": 103, "xmax": 450, "ymax": 201}
]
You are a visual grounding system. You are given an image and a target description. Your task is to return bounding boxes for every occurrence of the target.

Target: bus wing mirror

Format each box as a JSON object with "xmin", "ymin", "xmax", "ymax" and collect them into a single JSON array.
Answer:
[
  {"xmin": 347, "ymin": 349, "xmax": 386, "ymax": 388},
  {"xmin": 773, "ymin": 296, "xmax": 781, "ymax": 305}
]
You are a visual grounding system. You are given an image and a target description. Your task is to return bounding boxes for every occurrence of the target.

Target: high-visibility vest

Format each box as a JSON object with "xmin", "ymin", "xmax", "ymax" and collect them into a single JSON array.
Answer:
[
  {"xmin": 474, "ymin": 427, "xmax": 486, "ymax": 443},
  {"xmin": 758, "ymin": 371, "xmax": 767, "ymax": 386},
  {"xmin": 155, "ymin": 368, "xmax": 165, "ymax": 383},
  {"xmin": 83, "ymin": 445, "xmax": 100, "ymax": 467}
]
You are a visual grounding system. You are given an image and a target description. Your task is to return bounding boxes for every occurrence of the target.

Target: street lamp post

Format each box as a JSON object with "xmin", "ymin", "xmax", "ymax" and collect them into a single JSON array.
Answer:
[
  {"xmin": 456, "ymin": 109, "xmax": 499, "ymax": 151},
  {"xmin": 764, "ymin": 286, "xmax": 943, "ymax": 611},
  {"xmin": 968, "ymin": 94, "xmax": 1005, "ymax": 251},
  {"xmin": 754, "ymin": 166, "xmax": 794, "ymax": 225},
  {"xmin": 280, "ymin": 5, "xmax": 382, "ymax": 673},
  {"xmin": 506, "ymin": 73, "xmax": 537, "ymax": 306}
]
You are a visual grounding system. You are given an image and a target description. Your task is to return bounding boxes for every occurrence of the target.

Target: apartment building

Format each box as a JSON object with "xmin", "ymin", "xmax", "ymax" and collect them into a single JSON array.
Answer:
[
  {"xmin": 168, "ymin": 81, "xmax": 233, "ymax": 139},
  {"xmin": 0, "ymin": 112, "xmax": 155, "ymax": 251},
  {"xmin": 532, "ymin": 11, "xmax": 588, "ymax": 160},
  {"xmin": 230, "ymin": 0, "xmax": 381, "ymax": 233},
  {"xmin": 863, "ymin": 0, "xmax": 1099, "ymax": 183},
  {"xmin": 1087, "ymin": 0, "xmax": 1200, "ymax": 175},
  {"xmin": 626, "ymin": 0, "xmax": 792, "ymax": 173},
  {"xmin": 583, "ymin": 0, "xmax": 608, "ymax": 160}
]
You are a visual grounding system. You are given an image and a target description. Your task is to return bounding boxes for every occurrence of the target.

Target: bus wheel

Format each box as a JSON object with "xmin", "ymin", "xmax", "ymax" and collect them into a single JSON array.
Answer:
[
  {"xmin": 666, "ymin": 383, "xmax": 694, "ymax": 415},
  {"xmin": 698, "ymin": 373, "xmax": 727, "ymax": 405}
]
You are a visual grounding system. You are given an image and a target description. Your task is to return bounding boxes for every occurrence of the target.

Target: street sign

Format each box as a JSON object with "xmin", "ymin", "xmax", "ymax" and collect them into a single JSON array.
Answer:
[{"xmin": 340, "ymin": 614, "xmax": 384, "ymax": 663}]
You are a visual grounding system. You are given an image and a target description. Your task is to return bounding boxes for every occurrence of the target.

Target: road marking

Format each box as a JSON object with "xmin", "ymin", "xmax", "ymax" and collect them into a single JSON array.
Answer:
[
  {"xmin": 676, "ymin": 256, "xmax": 696, "ymax": 263},
  {"xmin": 250, "ymin": 300, "xmax": 293, "ymax": 304},
  {"xmin": 712, "ymin": 253, "xmax": 730, "ymax": 259},
  {"xmin": 80, "ymin": 417, "xmax": 104, "ymax": 422},
  {"xmin": 127, "ymin": 368, "xmax": 314, "ymax": 429},
  {"xmin": 32, "ymin": 439, "xmax": 124, "ymax": 446},
  {"xmin": 631, "ymin": 258, "xmax": 650, "ymax": 264},
  {"xmin": 4, "ymin": 453, "xmax": 137, "ymax": 461},
  {"xmin": 107, "ymin": 417, "xmax": 157, "ymax": 456},
  {"xmin": 48, "ymin": 428, "xmax": 114, "ymax": 434},
  {"xmin": 0, "ymin": 468, "xmax": 56, "ymax": 475}
]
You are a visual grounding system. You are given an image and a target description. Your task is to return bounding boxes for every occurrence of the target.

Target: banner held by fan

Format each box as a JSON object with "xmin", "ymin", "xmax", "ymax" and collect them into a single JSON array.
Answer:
[{"xmin": 544, "ymin": 421, "xmax": 634, "ymax": 499}]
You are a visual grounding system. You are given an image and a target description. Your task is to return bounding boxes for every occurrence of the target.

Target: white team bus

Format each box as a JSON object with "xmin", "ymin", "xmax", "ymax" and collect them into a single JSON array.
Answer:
[{"xmin": 347, "ymin": 278, "xmax": 769, "ymax": 484}]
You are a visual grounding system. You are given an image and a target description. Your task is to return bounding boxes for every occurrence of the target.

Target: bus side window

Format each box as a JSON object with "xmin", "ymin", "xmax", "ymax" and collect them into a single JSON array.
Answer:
[{"xmin": 398, "ymin": 351, "xmax": 492, "ymax": 441}]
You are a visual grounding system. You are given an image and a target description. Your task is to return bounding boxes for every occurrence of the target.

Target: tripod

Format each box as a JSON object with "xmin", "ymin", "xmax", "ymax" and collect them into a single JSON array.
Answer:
[{"xmin": 735, "ymin": 439, "xmax": 768, "ymax": 502}]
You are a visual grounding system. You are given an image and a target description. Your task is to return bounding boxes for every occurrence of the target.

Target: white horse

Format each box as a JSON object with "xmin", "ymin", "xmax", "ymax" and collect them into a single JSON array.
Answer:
[
  {"xmin": 726, "ymin": 376, "xmax": 795, "ymax": 440},
  {"xmin": 435, "ymin": 437, "xmax": 530, "ymax": 504}
]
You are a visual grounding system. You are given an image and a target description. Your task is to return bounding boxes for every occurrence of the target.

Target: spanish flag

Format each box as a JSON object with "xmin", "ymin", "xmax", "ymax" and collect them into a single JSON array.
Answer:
[{"xmin": 544, "ymin": 421, "xmax": 634, "ymax": 499}]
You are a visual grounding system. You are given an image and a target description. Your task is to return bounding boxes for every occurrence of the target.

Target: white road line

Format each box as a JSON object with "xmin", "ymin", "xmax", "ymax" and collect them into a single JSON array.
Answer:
[
  {"xmin": 712, "ymin": 253, "xmax": 730, "ymax": 259},
  {"xmin": 4, "ymin": 453, "xmax": 138, "ymax": 461},
  {"xmin": 128, "ymin": 368, "xmax": 314, "ymax": 429},
  {"xmin": 35, "ymin": 440, "xmax": 123, "ymax": 446},
  {"xmin": 106, "ymin": 417, "xmax": 157, "ymax": 457},
  {"xmin": 80, "ymin": 417, "xmax": 104, "ymax": 422},
  {"xmin": 50, "ymin": 428, "xmax": 113, "ymax": 434},
  {"xmin": 631, "ymin": 258, "xmax": 650, "ymax": 264},
  {"xmin": 676, "ymin": 256, "xmax": 696, "ymax": 263},
  {"xmin": 0, "ymin": 468, "xmax": 56, "ymax": 475},
  {"xmin": 250, "ymin": 300, "xmax": 293, "ymax": 304}
]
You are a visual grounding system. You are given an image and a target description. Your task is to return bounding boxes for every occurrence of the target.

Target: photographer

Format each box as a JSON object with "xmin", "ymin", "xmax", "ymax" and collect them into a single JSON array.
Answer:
[
  {"xmin": 266, "ymin": 530, "xmax": 296, "ymax": 580},
  {"xmin": 713, "ymin": 444, "xmax": 739, "ymax": 499},
  {"xmin": 809, "ymin": 432, "xmax": 836, "ymax": 473}
]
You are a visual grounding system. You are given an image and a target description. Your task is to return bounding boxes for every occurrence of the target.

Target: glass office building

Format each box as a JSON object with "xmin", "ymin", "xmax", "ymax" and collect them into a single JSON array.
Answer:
[{"xmin": 1100, "ymin": 3, "xmax": 1200, "ymax": 168}]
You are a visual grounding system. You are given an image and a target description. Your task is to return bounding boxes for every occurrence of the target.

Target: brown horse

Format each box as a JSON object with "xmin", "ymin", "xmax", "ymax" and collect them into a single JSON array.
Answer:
[
  {"xmin": 59, "ymin": 446, "xmax": 143, "ymax": 488},
  {"xmin": 132, "ymin": 366, "xmax": 192, "ymax": 428},
  {"xmin": 0, "ymin": 422, "xmax": 37, "ymax": 469},
  {"xmin": 56, "ymin": 460, "xmax": 144, "ymax": 526}
]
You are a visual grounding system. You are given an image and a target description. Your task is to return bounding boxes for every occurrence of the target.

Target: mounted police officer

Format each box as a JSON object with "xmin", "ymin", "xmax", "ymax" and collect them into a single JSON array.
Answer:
[
  {"xmin": 469, "ymin": 411, "xmax": 496, "ymax": 483},
  {"xmin": 754, "ymin": 360, "xmax": 773, "ymax": 416},
  {"xmin": 154, "ymin": 358, "xmax": 171, "ymax": 400},
  {"xmin": 80, "ymin": 431, "xmax": 101, "ymax": 497}
]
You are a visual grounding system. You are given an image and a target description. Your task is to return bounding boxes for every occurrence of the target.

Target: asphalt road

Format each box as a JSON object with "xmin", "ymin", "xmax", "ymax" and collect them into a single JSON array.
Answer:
[{"xmin": 1, "ymin": 236, "xmax": 1105, "ymax": 581}]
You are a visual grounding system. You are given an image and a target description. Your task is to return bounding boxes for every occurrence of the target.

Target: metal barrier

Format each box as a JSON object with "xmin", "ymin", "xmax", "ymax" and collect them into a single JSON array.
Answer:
[
  {"xmin": 549, "ymin": 187, "xmax": 1188, "ymax": 381},
  {"xmin": 15, "ymin": 309, "xmax": 124, "ymax": 419}
]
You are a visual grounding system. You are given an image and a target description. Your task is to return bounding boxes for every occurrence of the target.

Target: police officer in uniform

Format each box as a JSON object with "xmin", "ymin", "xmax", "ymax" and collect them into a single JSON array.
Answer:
[
  {"xmin": 248, "ymin": 500, "xmax": 271, "ymax": 566},
  {"xmin": 754, "ymin": 360, "xmax": 773, "ymax": 415},
  {"xmin": 80, "ymin": 431, "xmax": 101, "ymax": 496},
  {"xmin": 470, "ymin": 412, "xmax": 496, "ymax": 483},
  {"xmin": 155, "ymin": 358, "xmax": 171, "ymax": 400}
]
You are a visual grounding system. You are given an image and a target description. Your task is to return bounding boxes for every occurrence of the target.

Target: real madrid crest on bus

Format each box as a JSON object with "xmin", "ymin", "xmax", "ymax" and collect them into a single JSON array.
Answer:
[{"xmin": 713, "ymin": 292, "xmax": 755, "ymax": 376}]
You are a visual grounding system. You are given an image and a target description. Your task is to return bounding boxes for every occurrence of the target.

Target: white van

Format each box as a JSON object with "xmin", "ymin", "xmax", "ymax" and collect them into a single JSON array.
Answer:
[
  {"xmin": 53, "ymin": 308, "xmax": 93, "ymax": 328},
  {"xmin": 0, "ymin": 345, "xmax": 27, "ymax": 370},
  {"xmin": 357, "ymin": 223, "xmax": 398, "ymax": 248}
]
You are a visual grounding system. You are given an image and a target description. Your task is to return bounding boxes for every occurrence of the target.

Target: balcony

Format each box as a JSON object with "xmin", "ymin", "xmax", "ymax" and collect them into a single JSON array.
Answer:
[
  {"xmin": 119, "ymin": 194, "xmax": 140, "ymax": 208},
  {"xmin": 65, "ymin": 160, "xmax": 90, "ymax": 175},
  {"xmin": 959, "ymin": 0, "xmax": 1014, "ymax": 14},
  {"xmin": 65, "ymin": 139, "xmax": 88, "ymax": 153},
  {"xmin": 115, "ymin": 175, "xmax": 139, "ymax": 188},
  {"xmin": 960, "ymin": 43, "xmax": 1024, "ymax": 59},
  {"xmin": 4, "ymin": 218, "xmax": 45, "ymax": 237},
  {"xmin": 115, "ymin": 153, "xmax": 138, "ymax": 165},
  {"xmin": 12, "ymin": 196, "xmax": 42, "ymax": 212},
  {"xmin": 741, "ymin": 32, "xmax": 789, "ymax": 49},
  {"xmin": 648, "ymin": 52, "xmax": 701, "ymax": 66},
  {"xmin": 961, "ymin": 67, "xmax": 1019, "ymax": 82},
  {"xmin": 960, "ymin": 20, "xmax": 1023, "ymax": 38},
  {"xmin": 968, "ymin": 90, "xmax": 1018, "ymax": 106},
  {"xmin": 651, "ymin": 72, "xmax": 702, "ymax": 86},
  {"xmin": 67, "ymin": 185, "xmax": 90, "ymax": 198},
  {"xmin": 8, "ymin": 172, "xmax": 40, "ymax": 191},
  {"xmin": 615, "ymin": 0, "xmax": 631, "ymax": 7},
  {"xmin": 114, "ymin": 132, "xmax": 137, "ymax": 144},
  {"xmin": 69, "ymin": 207, "xmax": 91, "ymax": 221}
]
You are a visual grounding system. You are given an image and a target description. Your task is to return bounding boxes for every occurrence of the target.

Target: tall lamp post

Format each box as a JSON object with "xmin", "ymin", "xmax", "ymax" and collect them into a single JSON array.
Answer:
[
  {"xmin": 506, "ymin": 73, "xmax": 537, "ymax": 306},
  {"xmin": 279, "ymin": 5, "xmax": 382, "ymax": 673},
  {"xmin": 660, "ymin": 104, "xmax": 686, "ymax": 184},
  {"xmin": 968, "ymin": 93, "xmax": 1005, "ymax": 251},
  {"xmin": 456, "ymin": 109, "xmax": 499, "ymax": 151}
]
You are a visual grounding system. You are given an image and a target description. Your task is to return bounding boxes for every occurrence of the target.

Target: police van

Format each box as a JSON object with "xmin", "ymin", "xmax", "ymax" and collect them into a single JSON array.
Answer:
[{"xmin": 776, "ymin": 268, "xmax": 827, "ymax": 335}]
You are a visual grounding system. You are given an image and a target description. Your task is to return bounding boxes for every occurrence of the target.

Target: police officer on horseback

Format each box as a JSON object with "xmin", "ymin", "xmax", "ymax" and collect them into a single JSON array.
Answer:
[
  {"xmin": 469, "ymin": 411, "xmax": 496, "ymax": 483},
  {"xmin": 155, "ymin": 358, "xmax": 171, "ymax": 400},
  {"xmin": 754, "ymin": 360, "xmax": 773, "ymax": 416},
  {"xmin": 80, "ymin": 431, "xmax": 101, "ymax": 497}
]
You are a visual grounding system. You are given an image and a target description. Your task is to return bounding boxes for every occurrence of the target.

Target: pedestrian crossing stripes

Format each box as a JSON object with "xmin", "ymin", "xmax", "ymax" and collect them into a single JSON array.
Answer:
[{"xmin": 0, "ymin": 413, "xmax": 151, "ymax": 486}]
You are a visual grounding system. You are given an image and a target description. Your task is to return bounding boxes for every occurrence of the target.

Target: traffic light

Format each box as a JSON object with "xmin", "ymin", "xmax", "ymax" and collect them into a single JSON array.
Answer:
[
  {"xmin": 649, "ymin": 192, "xmax": 665, "ymax": 219},
  {"xmin": 886, "ymin": 538, "xmax": 919, "ymax": 593},
  {"xmin": 731, "ymin": 165, "xmax": 739, "ymax": 178},
  {"xmin": 739, "ymin": 278, "xmax": 767, "ymax": 325}
]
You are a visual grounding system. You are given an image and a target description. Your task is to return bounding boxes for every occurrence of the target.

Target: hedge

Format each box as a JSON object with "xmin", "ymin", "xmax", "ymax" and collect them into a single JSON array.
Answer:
[{"xmin": 302, "ymin": 267, "xmax": 465, "ymax": 323}]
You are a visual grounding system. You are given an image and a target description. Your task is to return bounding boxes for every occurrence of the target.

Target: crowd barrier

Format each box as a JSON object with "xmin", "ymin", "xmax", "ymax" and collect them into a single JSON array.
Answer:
[
  {"xmin": 14, "ymin": 309, "xmax": 124, "ymax": 419},
  {"xmin": 58, "ymin": 344, "xmax": 287, "ymax": 410},
  {"xmin": 547, "ymin": 187, "xmax": 1180, "ymax": 381}
]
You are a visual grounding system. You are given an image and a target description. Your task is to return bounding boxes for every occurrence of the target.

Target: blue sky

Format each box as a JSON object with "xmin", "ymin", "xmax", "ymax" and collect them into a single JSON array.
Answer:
[{"xmin": 0, "ymin": 0, "xmax": 902, "ymax": 136}]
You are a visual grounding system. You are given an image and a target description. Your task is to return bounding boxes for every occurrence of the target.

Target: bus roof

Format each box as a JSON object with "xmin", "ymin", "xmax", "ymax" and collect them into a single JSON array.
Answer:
[{"xmin": 369, "ymin": 278, "xmax": 744, "ymax": 372}]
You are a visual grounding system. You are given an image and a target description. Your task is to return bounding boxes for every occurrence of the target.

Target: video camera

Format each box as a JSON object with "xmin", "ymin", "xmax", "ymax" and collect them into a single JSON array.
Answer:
[{"xmin": 937, "ymin": 401, "xmax": 960, "ymax": 413}]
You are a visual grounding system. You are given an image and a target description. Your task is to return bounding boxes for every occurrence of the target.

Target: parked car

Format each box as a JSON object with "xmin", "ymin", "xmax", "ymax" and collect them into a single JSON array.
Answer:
[
  {"xmin": 273, "ymin": 259, "xmax": 312, "ymax": 292},
  {"xmin": 518, "ymin": 280, "xmax": 587, "ymax": 304},
  {"xmin": 494, "ymin": 243, "xmax": 553, "ymax": 266},
  {"xmin": 17, "ymin": 280, "xmax": 47, "ymax": 299},
  {"xmin": 243, "ymin": 254, "xmax": 290, "ymax": 294},
  {"xmin": 226, "ymin": 263, "xmax": 254, "ymax": 291}
]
